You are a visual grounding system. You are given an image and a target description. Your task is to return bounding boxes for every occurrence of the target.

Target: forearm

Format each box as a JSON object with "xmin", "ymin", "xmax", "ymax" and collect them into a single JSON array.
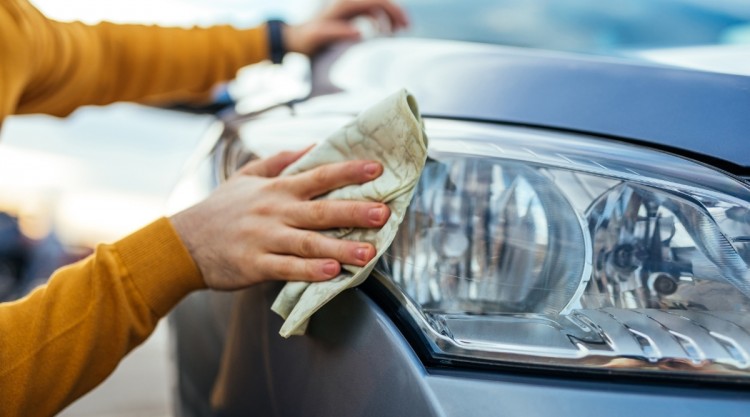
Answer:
[
  {"xmin": 0, "ymin": 218, "xmax": 204, "ymax": 416},
  {"xmin": 16, "ymin": 7, "xmax": 269, "ymax": 116}
]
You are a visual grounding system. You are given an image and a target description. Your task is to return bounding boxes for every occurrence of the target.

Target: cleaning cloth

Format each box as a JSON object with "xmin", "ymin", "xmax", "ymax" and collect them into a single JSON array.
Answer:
[{"xmin": 271, "ymin": 89, "xmax": 428, "ymax": 337}]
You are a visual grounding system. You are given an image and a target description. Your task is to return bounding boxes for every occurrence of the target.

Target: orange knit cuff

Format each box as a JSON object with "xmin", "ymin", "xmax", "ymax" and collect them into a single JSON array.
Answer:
[{"xmin": 114, "ymin": 217, "xmax": 206, "ymax": 317}]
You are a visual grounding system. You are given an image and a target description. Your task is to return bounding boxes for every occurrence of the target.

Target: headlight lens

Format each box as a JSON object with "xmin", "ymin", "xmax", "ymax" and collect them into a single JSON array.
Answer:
[
  {"xmin": 223, "ymin": 112, "xmax": 750, "ymax": 380},
  {"xmin": 377, "ymin": 119, "xmax": 750, "ymax": 380}
]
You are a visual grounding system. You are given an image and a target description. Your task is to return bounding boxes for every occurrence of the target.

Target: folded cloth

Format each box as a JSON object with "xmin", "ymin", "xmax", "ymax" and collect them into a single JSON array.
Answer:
[{"xmin": 271, "ymin": 89, "xmax": 429, "ymax": 337}]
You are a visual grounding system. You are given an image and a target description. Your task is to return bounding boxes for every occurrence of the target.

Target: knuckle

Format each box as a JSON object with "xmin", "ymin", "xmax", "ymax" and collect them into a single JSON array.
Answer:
[
  {"xmin": 337, "ymin": 241, "xmax": 353, "ymax": 262},
  {"xmin": 278, "ymin": 203, "xmax": 293, "ymax": 220},
  {"xmin": 348, "ymin": 202, "xmax": 362, "ymax": 220},
  {"xmin": 254, "ymin": 201, "xmax": 275, "ymax": 217},
  {"xmin": 263, "ymin": 177, "xmax": 287, "ymax": 193},
  {"xmin": 238, "ymin": 261, "xmax": 257, "ymax": 283},
  {"xmin": 298, "ymin": 232, "xmax": 318, "ymax": 257},
  {"xmin": 347, "ymin": 160, "xmax": 365, "ymax": 177},
  {"xmin": 237, "ymin": 159, "xmax": 262, "ymax": 176},
  {"xmin": 311, "ymin": 166, "xmax": 331, "ymax": 185},
  {"xmin": 305, "ymin": 261, "xmax": 321, "ymax": 280},
  {"xmin": 302, "ymin": 262, "xmax": 317, "ymax": 279},
  {"xmin": 309, "ymin": 201, "xmax": 329, "ymax": 223},
  {"xmin": 274, "ymin": 258, "xmax": 294, "ymax": 279}
]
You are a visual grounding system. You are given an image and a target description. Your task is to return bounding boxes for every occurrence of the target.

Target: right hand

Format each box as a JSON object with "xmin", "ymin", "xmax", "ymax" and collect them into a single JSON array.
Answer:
[
  {"xmin": 170, "ymin": 149, "xmax": 390, "ymax": 291},
  {"xmin": 284, "ymin": 0, "xmax": 410, "ymax": 56}
]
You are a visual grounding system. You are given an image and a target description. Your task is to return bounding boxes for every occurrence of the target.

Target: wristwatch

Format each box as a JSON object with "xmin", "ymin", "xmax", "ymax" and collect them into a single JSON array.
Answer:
[{"xmin": 266, "ymin": 19, "xmax": 287, "ymax": 64}]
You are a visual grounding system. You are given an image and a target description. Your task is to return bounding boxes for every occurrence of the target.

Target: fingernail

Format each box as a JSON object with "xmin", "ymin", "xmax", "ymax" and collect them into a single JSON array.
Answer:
[
  {"xmin": 323, "ymin": 262, "xmax": 339, "ymax": 276},
  {"xmin": 364, "ymin": 162, "xmax": 380, "ymax": 176},
  {"xmin": 368, "ymin": 207, "xmax": 385, "ymax": 222},
  {"xmin": 355, "ymin": 247, "xmax": 372, "ymax": 262}
]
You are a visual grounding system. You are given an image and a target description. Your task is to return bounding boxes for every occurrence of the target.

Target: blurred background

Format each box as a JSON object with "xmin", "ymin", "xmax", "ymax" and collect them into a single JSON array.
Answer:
[{"xmin": 2, "ymin": 0, "xmax": 748, "ymax": 415}]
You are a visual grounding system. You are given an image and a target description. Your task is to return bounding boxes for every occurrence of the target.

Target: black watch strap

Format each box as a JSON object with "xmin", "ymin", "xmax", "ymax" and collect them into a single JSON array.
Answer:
[{"xmin": 267, "ymin": 19, "xmax": 286, "ymax": 64}]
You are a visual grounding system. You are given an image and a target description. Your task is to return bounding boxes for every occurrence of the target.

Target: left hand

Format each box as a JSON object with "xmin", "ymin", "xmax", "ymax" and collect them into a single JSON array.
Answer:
[
  {"xmin": 170, "ymin": 149, "xmax": 391, "ymax": 290},
  {"xmin": 284, "ymin": 0, "xmax": 410, "ymax": 56}
]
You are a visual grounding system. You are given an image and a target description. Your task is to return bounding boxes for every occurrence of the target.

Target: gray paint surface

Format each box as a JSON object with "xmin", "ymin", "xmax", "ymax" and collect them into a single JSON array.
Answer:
[
  {"xmin": 174, "ymin": 284, "xmax": 750, "ymax": 416},
  {"xmin": 317, "ymin": 39, "xmax": 750, "ymax": 168}
]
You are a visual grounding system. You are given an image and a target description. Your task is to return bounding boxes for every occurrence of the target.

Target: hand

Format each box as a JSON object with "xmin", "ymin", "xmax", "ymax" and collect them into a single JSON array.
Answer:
[
  {"xmin": 170, "ymin": 149, "xmax": 391, "ymax": 291},
  {"xmin": 284, "ymin": 0, "xmax": 410, "ymax": 56}
]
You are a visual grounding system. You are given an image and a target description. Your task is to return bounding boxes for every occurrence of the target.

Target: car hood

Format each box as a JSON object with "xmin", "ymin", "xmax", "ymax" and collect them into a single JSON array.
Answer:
[
  {"xmin": 308, "ymin": 38, "xmax": 750, "ymax": 170},
  {"xmin": 634, "ymin": 44, "xmax": 750, "ymax": 78}
]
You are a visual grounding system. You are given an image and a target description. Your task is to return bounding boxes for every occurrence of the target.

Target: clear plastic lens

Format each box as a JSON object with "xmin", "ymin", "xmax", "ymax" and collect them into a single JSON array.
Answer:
[
  {"xmin": 385, "ymin": 158, "xmax": 589, "ymax": 316},
  {"xmin": 586, "ymin": 183, "xmax": 750, "ymax": 312},
  {"xmin": 376, "ymin": 120, "xmax": 750, "ymax": 378}
]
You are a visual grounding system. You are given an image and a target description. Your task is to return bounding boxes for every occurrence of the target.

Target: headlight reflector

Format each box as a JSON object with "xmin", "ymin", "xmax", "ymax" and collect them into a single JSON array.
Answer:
[{"xmin": 377, "ymin": 119, "xmax": 750, "ymax": 379}]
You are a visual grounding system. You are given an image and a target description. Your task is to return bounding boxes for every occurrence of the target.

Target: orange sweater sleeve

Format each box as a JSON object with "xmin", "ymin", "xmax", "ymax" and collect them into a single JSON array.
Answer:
[
  {"xmin": 0, "ymin": 218, "xmax": 206, "ymax": 417},
  {"xmin": 0, "ymin": 3, "xmax": 240, "ymax": 414},
  {"xmin": 4, "ymin": 0, "xmax": 269, "ymax": 117}
]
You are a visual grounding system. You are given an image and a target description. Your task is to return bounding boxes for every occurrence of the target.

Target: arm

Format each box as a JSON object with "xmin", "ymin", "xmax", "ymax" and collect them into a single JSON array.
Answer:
[
  {"xmin": 0, "ymin": 153, "xmax": 390, "ymax": 416},
  {"xmin": 0, "ymin": 219, "xmax": 204, "ymax": 417},
  {"xmin": 15, "ymin": 2, "xmax": 269, "ymax": 116},
  {"xmin": 9, "ymin": 0, "xmax": 409, "ymax": 117}
]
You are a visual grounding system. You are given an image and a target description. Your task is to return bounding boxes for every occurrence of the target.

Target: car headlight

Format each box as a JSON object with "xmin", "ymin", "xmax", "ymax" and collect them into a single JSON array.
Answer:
[
  {"xmin": 376, "ymin": 119, "xmax": 750, "ymax": 382},
  {"xmin": 223, "ymin": 112, "xmax": 750, "ymax": 382}
]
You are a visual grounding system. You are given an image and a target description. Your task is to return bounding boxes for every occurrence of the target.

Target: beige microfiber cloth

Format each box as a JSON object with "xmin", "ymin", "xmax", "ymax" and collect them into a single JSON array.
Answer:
[{"xmin": 271, "ymin": 89, "xmax": 428, "ymax": 337}]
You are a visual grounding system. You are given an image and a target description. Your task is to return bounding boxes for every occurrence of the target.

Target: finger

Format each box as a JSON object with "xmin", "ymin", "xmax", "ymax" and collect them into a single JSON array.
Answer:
[
  {"xmin": 328, "ymin": 0, "xmax": 409, "ymax": 29},
  {"xmin": 271, "ymin": 229, "xmax": 377, "ymax": 267},
  {"xmin": 370, "ymin": 0, "xmax": 410, "ymax": 29},
  {"xmin": 286, "ymin": 160, "xmax": 383, "ymax": 199},
  {"xmin": 284, "ymin": 200, "xmax": 390, "ymax": 230},
  {"xmin": 257, "ymin": 254, "xmax": 342, "ymax": 281},
  {"xmin": 237, "ymin": 146, "xmax": 313, "ymax": 177}
]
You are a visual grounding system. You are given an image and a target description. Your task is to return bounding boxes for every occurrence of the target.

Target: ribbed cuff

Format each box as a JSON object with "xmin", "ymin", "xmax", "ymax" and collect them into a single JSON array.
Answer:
[{"xmin": 114, "ymin": 217, "xmax": 206, "ymax": 317}]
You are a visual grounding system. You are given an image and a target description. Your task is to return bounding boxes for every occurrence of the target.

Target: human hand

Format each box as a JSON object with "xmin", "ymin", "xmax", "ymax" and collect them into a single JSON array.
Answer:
[
  {"xmin": 284, "ymin": 0, "xmax": 410, "ymax": 56},
  {"xmin": 170, "ymin": 149, "xmax": 391, "ymax": 291}
]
